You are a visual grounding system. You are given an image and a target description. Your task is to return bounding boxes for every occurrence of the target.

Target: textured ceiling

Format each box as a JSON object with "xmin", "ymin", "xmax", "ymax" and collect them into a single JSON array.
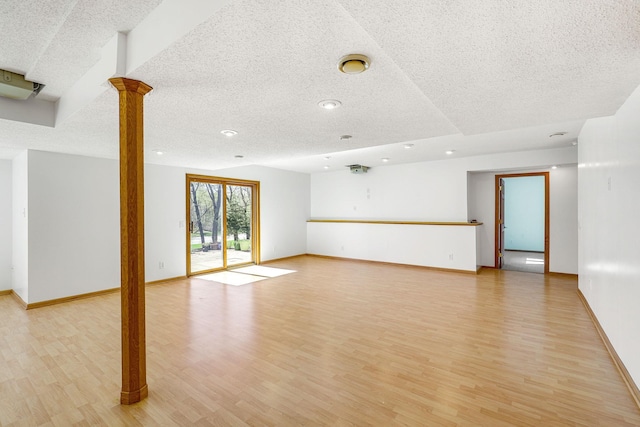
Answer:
[{"xmin": 1, "ymin": 0, "xmax": 639, "ymax": 173}]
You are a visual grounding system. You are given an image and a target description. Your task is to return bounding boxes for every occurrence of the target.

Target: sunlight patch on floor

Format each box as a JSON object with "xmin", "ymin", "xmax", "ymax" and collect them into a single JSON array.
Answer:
[
  {"xmin": 197, "ymin": 271, "xmax": 267, "ymax": 286},
  {"xmin": 196, "ymin": 266, "xmax": 296, "ymax": 286},
  {"xmin": 232, "ymin": 265, "xmax": 296, "ymax": 277}
]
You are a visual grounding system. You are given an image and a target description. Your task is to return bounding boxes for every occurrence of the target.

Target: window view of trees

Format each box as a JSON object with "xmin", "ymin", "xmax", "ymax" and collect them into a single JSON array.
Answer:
[{"xmin": 189, "ymin": 182, "xmax": 252, "ymax": 253}]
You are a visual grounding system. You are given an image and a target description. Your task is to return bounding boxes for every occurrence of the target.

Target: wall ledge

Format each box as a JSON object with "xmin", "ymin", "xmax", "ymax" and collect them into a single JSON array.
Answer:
[{"xmin": 308, "ymin": 219, "xmax": 483, "ymax": 226}]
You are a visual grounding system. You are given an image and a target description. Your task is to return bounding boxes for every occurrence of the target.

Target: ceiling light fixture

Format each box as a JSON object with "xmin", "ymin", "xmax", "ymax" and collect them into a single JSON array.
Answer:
[
  {"xmin": 152, "ymin": 149, "xmax": 164, "ymax": 155},
  {"xmin": 324, "ymin": 165, "xmax": 330, "ymax": 170},
  {"xmin": 549, "ymin": 131, "xmax": 567, "ymax": 137},
  {"xmin": 404, "ymin": 144, "xmax": 414, "ymax": 149},
  {"xmin": 338, "ymin": 54, "xmax": 370, "ymax": 74},
  {"xmin": 234, "ymin": 155, "xmax": 244, "ymax": 159},
  {"xmin": 381, "ymin": 158, "xmax": 389, "ymax": 163},
  {"xmin": 340, "ymin": 134, "xmax": 352, "ymax": 140},
  {"xmin": 551, "ymin": 165, "xmax": 558, "ymax": 170},
  {"xmin": 445, "ymin": 150, "xmax": 456, "ymax": 155},
  {"xmin": 571, "ymin": 141, "xmax": 578, "ymax": 146},
  {"xmin": 221, "ymin": 129, "xmax": 238, "ymax": 137},
  {"xmin": 318, "ymin": 99, "xmax": 341, "ymax": 110}
]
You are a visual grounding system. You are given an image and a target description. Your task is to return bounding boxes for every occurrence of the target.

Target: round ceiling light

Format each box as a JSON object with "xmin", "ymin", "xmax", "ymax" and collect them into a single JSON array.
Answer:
[
  {"xmin": 318, "ymin": 99, "xmax": 342, "ymax": 110},
  {"xmin": 338, "ymin": 54, "xmax": 370, "ymax": 74},
  {"xmin": 221, "ymin": 129, "xmax": 238, "ymax": 137}
]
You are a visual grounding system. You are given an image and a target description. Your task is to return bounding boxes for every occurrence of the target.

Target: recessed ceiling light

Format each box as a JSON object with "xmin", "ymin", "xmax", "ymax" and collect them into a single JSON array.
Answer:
[
  {"xmin": 381, "ymin": 158, "xmax": 389, "ymax": 163},
  {"xmin": 340, "ymin": 135, "xmax": 352, "ymax": 140},
  {"xmin": 234, "ymin": 155, "xmax": 244, "ymax": 159},
  {"xmin": 571, "ymin": 141, "xmax": 578, "ymax": 146},
  {"xmin": 551, "ymin": 165, "xmax": 558, "ymax": 170},
  {"xmin": 221, "ymin": 129, "xmax": 238, "ymax": 137},
  {"xmin": 338, "ymin": 54, "xmax": 371, "ymax": 74},
  {"xmin": 404, "ymin": 144, "xmax": 414, "ymax": 149},
  {"xmin": 152, "ymin": 149, "xmax": 164, "ymax": 155},
  {"xmin": 318, "ymin": 99, "xmax": 341, "ymax": 110},
  {"xmin": 549, "ymin": 131, "xmax": 567, "ymax": 137},
  {"xmin": 323, "ymin": 165, "xmax": 330, "ymax": 170},
  {"xmin": 445, "ymin": 150, "xmax": 456, "ymax": 155}
]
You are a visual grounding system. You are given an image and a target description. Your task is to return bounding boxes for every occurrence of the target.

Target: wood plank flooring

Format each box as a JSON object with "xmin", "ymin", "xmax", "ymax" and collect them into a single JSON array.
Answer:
[{"xmin": 1, "ymin": 256, "xmax": 639, "ymax": 426}]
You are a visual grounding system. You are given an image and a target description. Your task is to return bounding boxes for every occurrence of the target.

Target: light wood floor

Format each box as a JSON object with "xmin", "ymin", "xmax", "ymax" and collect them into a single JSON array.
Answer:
[{"xmin": 1, "ymin": 256, "xmax": 639, "ymax": 426}]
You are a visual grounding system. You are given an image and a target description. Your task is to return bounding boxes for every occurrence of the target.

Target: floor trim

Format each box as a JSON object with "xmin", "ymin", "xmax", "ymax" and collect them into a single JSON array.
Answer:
[
  {"xmin": 10, "ymin": 290, "xmax": 27, "ymax": 309},
  {"xmin": 12, "ymin": 276, "xmax": 188, "ymax": 310},
  {"xmin": 306, "ymin": 253, "xmax": 480, "ymax": 274},
  {"xmin": 578, "ymin": 289, "xmax": 640, "ymax": 410},
  {"xmin": 262, "ymin": 254, "xmax": 307, "ymax": 264},
  {"xmin": 146, "ymin": 276, "xmax": 187, "ymax": 286},
  {"xmin": 27, "ymin": 288, "xmax": 120, "ymax": 310}
]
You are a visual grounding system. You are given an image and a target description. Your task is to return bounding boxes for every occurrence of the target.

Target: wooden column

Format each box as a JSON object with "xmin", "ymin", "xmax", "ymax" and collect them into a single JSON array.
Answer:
[{"xmin": 109, "ymin": 77, "xmax": 153, "ymax": 405}]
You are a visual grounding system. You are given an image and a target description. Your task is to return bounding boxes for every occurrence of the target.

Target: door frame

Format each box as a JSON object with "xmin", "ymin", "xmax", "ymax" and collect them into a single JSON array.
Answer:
[
  {"xmin": 186, "ymin": 174, "xmax": 260, "ymax": 276},
  {"xmin": 494, "ymin": 172, "xmax": 549, "ymax": 274}
]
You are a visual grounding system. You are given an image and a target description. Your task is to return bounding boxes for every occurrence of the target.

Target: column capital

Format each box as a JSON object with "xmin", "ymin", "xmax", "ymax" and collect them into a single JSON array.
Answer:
[{"xmin": 109, "ymin": 77, "xmax": 153, "ymax": 96}]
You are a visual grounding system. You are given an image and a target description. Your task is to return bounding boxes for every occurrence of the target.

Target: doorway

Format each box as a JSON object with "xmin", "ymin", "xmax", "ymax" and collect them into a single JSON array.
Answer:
[
  {"xmin": 186, "ymin": 174, "xmax": 260, "ymax": 276},
  {"xmin": 495, "ymin": 172, "xmax": 549, "ymax": 274}
]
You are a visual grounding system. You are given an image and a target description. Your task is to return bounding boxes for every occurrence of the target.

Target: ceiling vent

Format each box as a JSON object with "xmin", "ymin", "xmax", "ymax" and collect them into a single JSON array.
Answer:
[
  {"xmin": 0, "ymin": 69, "xmax": 43, "ymax": 100},
  {"xmin": 347, "ymin": 164, "xmax": 369, "ymax": 174}
]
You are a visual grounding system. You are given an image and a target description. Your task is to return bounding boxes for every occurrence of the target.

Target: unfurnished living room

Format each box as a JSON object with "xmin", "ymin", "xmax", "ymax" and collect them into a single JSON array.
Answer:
[{"xmin": 1, "ymin": 1, "xmax": 640, "ymax": 426}]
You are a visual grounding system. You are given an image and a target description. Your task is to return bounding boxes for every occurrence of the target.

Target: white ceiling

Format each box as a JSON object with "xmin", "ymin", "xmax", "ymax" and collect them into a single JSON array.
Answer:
[{"xmin": 1, "ymin": 0, "xmax": 639, "ymax": 173}]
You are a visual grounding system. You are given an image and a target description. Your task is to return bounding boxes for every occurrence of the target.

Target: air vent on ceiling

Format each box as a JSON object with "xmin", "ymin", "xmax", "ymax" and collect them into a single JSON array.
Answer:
[
  {"xmin": 0, "ymin": 69, "xmax": 43, "ymax": 100},
  {"xmin": 347, "ymin": 164, "xmax": 369, "ymax": 174}
]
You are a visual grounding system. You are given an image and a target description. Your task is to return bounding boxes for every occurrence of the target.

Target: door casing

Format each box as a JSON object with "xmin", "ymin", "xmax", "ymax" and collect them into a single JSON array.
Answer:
[
  {"xmin": 494, "ymin": 172, "xmax": 549, "ymax": 273},
  {"xmin": 186, "ymin": 174, "xmax": 260, "ymax": 276}
]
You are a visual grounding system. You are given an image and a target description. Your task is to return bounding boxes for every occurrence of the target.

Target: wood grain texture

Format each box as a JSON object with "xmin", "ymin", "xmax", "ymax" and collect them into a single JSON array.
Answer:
[
  {"xmin": 308, "ymin": 219, "xmax": 483, "ymax": 226},
  {"xmin": 110, "ymin": 77, "xmax": 152, "ymax": 405},
  {"xmin": 1, "ymin": 256, "xmax": 638, "ymax": 425}
]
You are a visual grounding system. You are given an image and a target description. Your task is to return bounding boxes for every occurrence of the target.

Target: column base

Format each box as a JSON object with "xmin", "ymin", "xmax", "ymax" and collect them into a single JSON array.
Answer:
[{"xmin": 120, "ymin": 384, "xmax": 148, "ymax": 405}]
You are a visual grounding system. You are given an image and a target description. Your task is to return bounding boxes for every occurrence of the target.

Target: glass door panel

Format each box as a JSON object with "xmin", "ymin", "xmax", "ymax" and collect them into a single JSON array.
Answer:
[
  {"xmin": 189, "ymin": 181, "xmax": 224, "ymax": 274},
  {"xmin": 226, "ymin": 184, "xmax": 253, "ymax": 267}
]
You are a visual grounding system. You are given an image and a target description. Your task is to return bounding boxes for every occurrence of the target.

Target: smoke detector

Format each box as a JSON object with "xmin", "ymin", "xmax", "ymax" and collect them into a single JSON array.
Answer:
[{"xmin": 338, "ymin": 54, "xmax": 370, "ymax": 74}]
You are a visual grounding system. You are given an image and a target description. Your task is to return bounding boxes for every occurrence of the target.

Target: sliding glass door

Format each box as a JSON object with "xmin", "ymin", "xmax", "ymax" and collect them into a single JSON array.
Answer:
[
  {"xmin": 225, "ymin": 184, "xmax": 253, "ymax": 267},
  {"xmin": 187, "ymin": 175, "xmax": 259, "ymax": 276}
]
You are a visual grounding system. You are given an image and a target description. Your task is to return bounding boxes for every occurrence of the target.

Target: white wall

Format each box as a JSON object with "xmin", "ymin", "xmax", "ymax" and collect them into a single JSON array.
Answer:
[
  {"xmin": 311, "ymin": 147, "xmax": 577, "ymax": 271},
  {"xmin": 578, "ymin": 84, "xmax": 640, "ymax": 388},
  {"xmin": 145, "ymin": 163, "xmax": 310, "ymax": 282},
  {"xmin": 0, "ymin": 160, "xmax": 12, "ymax": 290},
  {"xmin": 27, "ymin": 151, "xmax": 120, "ymax": 303},
  {"xmin": 311, "ymin": 160, "xmax": 468, "ymax": 221},
  {"xmin": 307, "ymin": 222, "xmax": 480, "ymax": 271},
  {"xmin": 15, "ymin": 152, "xmax": 309, "ymax": 302},
  {"xmin": 11, "ymin": 152, "xmax": 28, "ymax": 301},
  {"xmin": 468, "ymin": 166, "xmax": 578, "ymax": 274},
  {"xmin": 549, "ymin": 166, "xmax": 578, "ymax": 274},
  {"xmin": 145, "ymin": 164, "xmax": 186, "ymax": 282}
]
